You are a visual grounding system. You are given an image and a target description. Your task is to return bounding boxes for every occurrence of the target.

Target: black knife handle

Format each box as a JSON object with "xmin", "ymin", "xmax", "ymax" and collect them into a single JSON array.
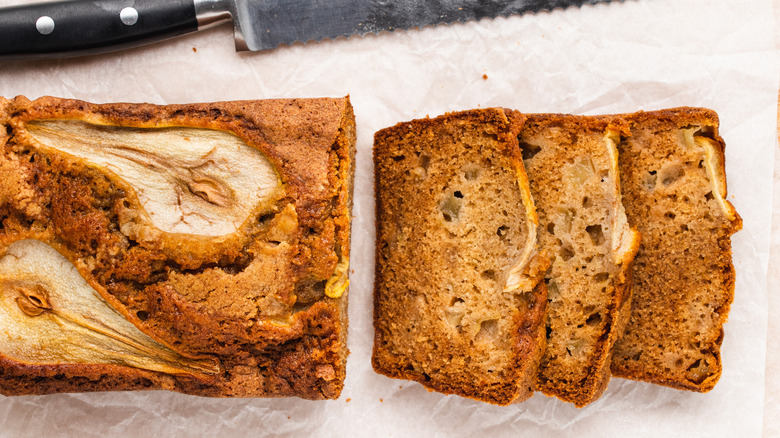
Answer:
[{"xmin": 0, "ymin": 0, "xmax": 199, "ymax": 61}]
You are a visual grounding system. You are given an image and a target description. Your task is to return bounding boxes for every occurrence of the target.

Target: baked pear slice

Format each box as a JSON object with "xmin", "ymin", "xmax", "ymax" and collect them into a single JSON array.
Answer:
[{"xmin": 0, "ymin": 239, "xmax": 220, "ymax": 377}]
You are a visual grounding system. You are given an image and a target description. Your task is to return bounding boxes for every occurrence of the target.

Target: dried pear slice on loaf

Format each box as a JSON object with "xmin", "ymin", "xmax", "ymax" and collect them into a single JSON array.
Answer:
[
  {"xmin": 611, "ymin": 108, "xmax": 741, "ymax": 391},
  {"xmin": 518, "ymin": 114, "xmax": 640, "ymax": 407},
  {"xmin": 0, "ymin": 239, "xmax": 220, "ymax": 377},
  {"xmin": 0, "ymin": 96, "xmax": 355, "ymax": 399},
  {"xmin": 372, "ymin": 109, "xmax": 549, "ymax": 405}
]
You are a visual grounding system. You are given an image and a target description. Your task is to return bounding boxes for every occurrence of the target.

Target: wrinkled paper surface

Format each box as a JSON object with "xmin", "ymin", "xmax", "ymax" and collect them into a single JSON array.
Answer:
[{"xmin": 0, "ymin": 0, "xmax": 777, "ymax": 436}]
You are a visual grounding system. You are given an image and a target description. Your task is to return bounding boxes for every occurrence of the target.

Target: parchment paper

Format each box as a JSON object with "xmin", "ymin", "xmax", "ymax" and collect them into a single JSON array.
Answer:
[{"xmin": 0, "ymin": 0, "xmax": 777, "ymax": 436}]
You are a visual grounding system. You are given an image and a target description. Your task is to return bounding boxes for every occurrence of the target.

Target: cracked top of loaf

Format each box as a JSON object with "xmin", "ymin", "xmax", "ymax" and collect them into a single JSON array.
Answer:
[{"xmin": 0, "ymin": 95, "xmax": 355, "ymax": 399}]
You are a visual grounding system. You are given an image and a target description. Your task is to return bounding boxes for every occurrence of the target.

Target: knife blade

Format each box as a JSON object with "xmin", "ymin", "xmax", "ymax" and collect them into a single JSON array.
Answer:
[{"xmin": 0, "ymin": 0, "xmax": 612, "ymax": 61}]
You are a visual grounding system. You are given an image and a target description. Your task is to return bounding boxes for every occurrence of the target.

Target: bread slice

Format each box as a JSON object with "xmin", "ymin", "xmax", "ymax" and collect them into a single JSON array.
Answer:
[
  {"xmin": 610, "ymin": 107, "xmax": 741, "ymax": 391},
  {"xmin": 0, "ymin": 96, "xmax": 355, "ymax": 399},
  {"xmin": 372, "ymin": 108, "xmax": 549, "ymax": 405},
  {"xmin": 518, "ymin": 114, "xmax": 640, "ymax": 407}
]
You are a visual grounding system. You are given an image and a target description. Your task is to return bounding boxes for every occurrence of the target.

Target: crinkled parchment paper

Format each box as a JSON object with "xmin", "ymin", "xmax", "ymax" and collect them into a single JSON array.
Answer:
[{"xmin": 0, "ymin": 0, "xmax": 777, "ymax": 436}]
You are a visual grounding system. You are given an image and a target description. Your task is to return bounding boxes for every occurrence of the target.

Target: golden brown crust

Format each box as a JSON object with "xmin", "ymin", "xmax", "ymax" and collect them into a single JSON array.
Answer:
[
  {"xmin": 372, "ymin": 108, "xmax": 548, "ymax": 405},
  {"xmin": 611, "ymin": 107, "xmax": 741, "ymax": 392},
  {"xmin": 0, "ymin": 96, "xmax": 355, "ymax": 399}
]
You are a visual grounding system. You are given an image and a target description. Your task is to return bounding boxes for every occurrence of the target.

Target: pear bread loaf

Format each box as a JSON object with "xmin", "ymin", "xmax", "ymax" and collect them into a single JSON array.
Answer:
[
  {"xmin": 519, "ymin": 114, "xmax": 640, "ymax": 407},
  {"xmin": 610, "ymin": 107, "xmax": 742, "ymax": 391},
  {"xmin": 372, "ymin": 108, "xmax": 550, "ymax": 405},
  {"xmin": 0, "ymin": 95, "xmax": 355, "ymax": 399}
]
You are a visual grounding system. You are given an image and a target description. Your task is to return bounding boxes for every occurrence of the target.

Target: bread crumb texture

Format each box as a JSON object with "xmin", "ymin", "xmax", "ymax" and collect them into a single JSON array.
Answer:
[
  {"xmin": 372, "ymin": 109, "xmax": 548, "ymax": 405},
  {"xmin": 610, "ymin": 108, "xmax": 741, "ymax": 392},
  {"xmin": 520, "ymin": 114, "xmax": 639, "ymax": 407},
  {"xmin": 0, "ymin": 96, "xmax": 355, "ymax": 399}
]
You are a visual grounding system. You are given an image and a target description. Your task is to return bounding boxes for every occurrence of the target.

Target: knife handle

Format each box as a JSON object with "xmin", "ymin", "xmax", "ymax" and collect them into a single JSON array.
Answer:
[{"xmin": 0, "ymin": 0, "xmax": 200, "ymax": 61}]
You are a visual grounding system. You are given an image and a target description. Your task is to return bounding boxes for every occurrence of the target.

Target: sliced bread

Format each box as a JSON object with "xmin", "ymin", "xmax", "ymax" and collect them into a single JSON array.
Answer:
[
  {"xmin": 518, "ymin": 114, "xmax": 640, "ymax": 407},
  {"xmin": 372, "ymin": 108, "xmax": 549, "ymax": 405},
  {"xmin": 610, "ymin": 108, "xmax": 742, "ymax": 391}
]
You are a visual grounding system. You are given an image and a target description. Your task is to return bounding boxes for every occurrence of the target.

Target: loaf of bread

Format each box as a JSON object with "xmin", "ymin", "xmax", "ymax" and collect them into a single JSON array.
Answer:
[
  {"xmin": 610, "ymin": 107, "xmax": 741, "ymax": 391},
  {"xmin": 372, "ymin": 109, "xmax": 549, "ymax": 405},
  {"xmin": 519, "ymin": 114, "xmax": 640, "ymax": 407},
  {"xmin": 0, "ymin": 96, "xmax": 355, "ymax": 399}
]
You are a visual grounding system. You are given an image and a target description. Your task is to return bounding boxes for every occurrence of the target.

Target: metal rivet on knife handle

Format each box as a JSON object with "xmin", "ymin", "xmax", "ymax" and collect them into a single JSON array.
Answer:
[
  {"xmin": 120, "ymin": 7, "xmax": 139, "ymax": 26},
  {"xmin": 35, "ymin": 16, "xmax": 54, "ymax": 35}
]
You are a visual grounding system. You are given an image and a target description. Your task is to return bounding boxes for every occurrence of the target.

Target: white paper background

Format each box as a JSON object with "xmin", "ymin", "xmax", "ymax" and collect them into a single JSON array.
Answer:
[{"xmin": 0, "ymin": 0, "xmax": 777, "ymax": 436}]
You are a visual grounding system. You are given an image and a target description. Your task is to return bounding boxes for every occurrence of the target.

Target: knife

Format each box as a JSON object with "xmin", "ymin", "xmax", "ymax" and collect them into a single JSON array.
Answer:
[{"xmin": 0, "ymin": 0, "xmax": 611, "ymax": 60}]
